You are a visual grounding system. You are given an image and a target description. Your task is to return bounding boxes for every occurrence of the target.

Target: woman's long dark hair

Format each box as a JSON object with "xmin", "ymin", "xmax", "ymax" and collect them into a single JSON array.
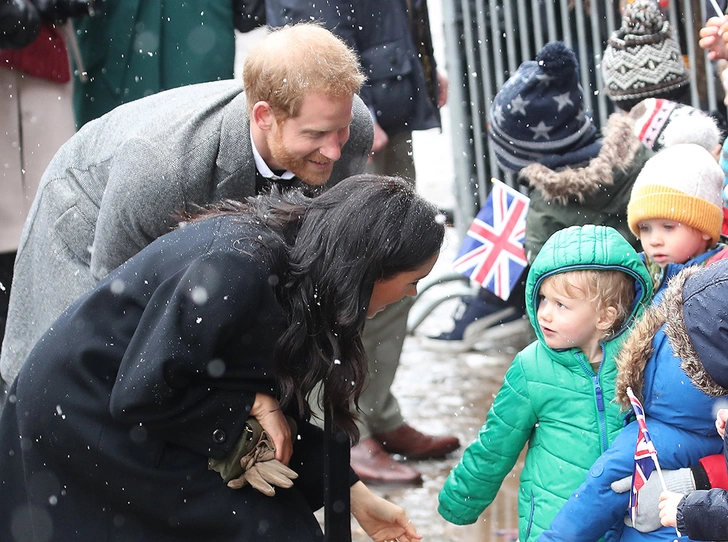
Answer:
[
  {"xmin": 180, "ymin": 175, "xmax": 445, "ymax": 440},
  {"xmin": 276, "ymin": 175, "xmax": 444, "ymax": 440}
]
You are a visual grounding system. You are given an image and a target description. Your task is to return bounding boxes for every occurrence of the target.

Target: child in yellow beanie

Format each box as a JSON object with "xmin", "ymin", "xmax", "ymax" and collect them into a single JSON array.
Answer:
[{"xmin": 627, "ymin": 143, "xmax": 727, "ymax": 301}]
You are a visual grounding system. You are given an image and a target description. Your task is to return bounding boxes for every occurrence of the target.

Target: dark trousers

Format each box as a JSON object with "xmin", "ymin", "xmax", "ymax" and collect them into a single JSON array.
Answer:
[
  {"xmin": 0, "ymin": 251, "xmax": 15, "ymax": 409},
  {"xmin": 0, "ymin": 251, "xmax": 14, "ymax": 345}
]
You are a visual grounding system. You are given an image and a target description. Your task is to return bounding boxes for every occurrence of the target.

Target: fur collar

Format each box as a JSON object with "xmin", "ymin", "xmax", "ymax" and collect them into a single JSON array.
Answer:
[
  {"xmin": 520, "ymin": 114, "xmax": 642, "ymax": 205},
  {"xmin": 615, "ymin": 266, "xmax": 728, "ymax": 409}
]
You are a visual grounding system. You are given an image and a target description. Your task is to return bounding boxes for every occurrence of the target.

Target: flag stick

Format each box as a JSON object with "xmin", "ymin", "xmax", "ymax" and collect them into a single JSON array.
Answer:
[
  {"xmin": 709, "ymin": 0, "xmax": 725, "ymax": 18},
  {"xmin": 626, "ymin": 387, "xmax": 681, "ymax": 539}
]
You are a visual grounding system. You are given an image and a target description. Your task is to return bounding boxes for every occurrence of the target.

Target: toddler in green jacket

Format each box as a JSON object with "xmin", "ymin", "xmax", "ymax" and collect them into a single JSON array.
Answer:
[{"xmin": 438, "ymin": 224, "xmax": 653, "ymax": 541}]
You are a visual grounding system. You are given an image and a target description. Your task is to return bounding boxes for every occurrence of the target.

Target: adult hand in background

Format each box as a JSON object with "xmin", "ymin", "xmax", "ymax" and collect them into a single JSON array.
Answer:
[
  {"xmin": 715, "ymin": 408, "xmax": 728, "ymax": 438},
  {"xmin": 699, "ymin": 16, "xmax": 728, "ymax": 61},
  {"xmin": 371, "ymin": 122, "xmax": 390, "ymax": 155},
  {"xmin": 437, "ymin": 71, "xmax": 448, "ymax": 107}
]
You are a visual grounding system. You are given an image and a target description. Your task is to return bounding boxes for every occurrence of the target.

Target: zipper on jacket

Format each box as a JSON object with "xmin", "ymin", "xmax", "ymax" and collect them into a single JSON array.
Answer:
[{"xmin": 575, "ymin": 352, "xmax": 608, "ymax": 452}]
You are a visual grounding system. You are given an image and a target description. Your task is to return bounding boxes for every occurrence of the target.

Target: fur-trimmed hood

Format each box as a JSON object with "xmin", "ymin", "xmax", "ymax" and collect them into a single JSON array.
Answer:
[
  {"xmin": 521, "ymin": 114, "xmax": 644, "ymax": 205},
  {"xmin": 616, "ymin": 264, "xmax": 728, "ymax": 409}
]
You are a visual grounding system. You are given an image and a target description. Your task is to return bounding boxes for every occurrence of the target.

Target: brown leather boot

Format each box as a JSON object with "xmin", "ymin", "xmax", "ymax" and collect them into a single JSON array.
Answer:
[
  {"xmin": 374, "ymin": 423, "xmax": 460, "ymax": 460},
  {"xmin": 350, "ymin": 438, "xmax": 422, "ymax": 485}
]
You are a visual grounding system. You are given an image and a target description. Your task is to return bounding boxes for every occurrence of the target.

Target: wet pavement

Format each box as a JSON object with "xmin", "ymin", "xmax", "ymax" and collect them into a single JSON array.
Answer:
[{"xmin": 348, "ymin": 229, "xmax": 535, "ymax": 542}]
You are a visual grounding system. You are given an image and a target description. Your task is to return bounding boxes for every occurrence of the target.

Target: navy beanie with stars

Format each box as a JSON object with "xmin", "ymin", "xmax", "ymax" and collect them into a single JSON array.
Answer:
[{"xmin": 489, "ymin": 41, "xmax": 599, "ymax": 173}]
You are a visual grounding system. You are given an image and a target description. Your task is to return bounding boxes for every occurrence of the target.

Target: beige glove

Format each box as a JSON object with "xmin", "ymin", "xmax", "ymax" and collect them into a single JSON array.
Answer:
[{"xmin": 209, "ymin": 417, "xmax": 298, "ymax": 497}]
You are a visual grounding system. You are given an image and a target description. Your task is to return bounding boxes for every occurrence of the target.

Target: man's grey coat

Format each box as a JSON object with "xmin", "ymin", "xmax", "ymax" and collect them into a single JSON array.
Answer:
[{"xmin": 0, "ymin": 79, "xmax": 373, "ymax": 384}]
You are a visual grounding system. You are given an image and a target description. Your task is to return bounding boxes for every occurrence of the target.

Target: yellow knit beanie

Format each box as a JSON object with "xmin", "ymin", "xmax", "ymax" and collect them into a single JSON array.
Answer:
[{"xmin": 627, "ymin": 144, "xmax": 723, "ymax": 244}]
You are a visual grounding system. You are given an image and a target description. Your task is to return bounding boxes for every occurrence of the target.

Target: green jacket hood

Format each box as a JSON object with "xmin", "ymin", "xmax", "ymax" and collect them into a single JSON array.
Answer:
[{"xmin": 525, "ymin": 225, "xmax": 653, "ymax": 356}]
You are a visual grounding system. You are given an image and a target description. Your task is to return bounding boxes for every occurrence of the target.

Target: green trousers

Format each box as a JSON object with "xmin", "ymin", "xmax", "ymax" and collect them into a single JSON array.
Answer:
[{"xmin": 357, "ymin": 130, "xmax": 415, "ymax": 439}]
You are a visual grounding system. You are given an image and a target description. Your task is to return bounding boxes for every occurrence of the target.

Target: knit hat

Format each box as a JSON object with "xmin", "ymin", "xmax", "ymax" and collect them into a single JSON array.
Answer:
[
  {"xmin": 628, "ymin": 97, "xmax": 720, "ymax": 152},
  {"xmin": 627, "ymin": 143, "xmax": 724, "ymax": 244},
  {"xmin": 719, "ymin": 138, "xmax": 728, "ymax": 207},
  {"xmin": 489, "ymin": 41, "xmax": 599, "ymax": 173},
  {"xmin": 602, "ymin": 0, "xmax": 689, "ymax": 108}
]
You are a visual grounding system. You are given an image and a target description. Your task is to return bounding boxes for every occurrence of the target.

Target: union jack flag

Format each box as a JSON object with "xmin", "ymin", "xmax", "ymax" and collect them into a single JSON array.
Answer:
[
  {"xmin": 452, "ymin": 179, "xmax": 529, "ymax": 300},
  {"xmin": 626, "ymin": 387, "xmax": 659, "ymax": 527}
]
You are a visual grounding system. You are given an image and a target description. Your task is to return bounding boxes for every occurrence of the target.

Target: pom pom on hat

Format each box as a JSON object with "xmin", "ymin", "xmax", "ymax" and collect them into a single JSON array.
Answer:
[
  {"xmin": 536, "ymin": 41, "xmax": 577, "ymax": 79},
  {"xmin": 488, "ymin": 41, "xmax": 599, "ymax": 173},
  {"xmin": 602, "ymin": 0, "xmax": 689, "ymax": 107},
  {"xmin": 662, "ymin": 115, "xmax": 721, "ymax": 153},
  {"xmin": 627, "ymin": 143, "xmax": 724, "ymax": 244}
]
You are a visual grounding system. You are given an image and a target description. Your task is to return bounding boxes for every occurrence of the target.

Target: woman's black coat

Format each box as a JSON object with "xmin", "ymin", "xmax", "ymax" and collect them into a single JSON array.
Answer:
[{"xmin": 0, "ymin": 216, "xmax": 334, "ymax": 541}]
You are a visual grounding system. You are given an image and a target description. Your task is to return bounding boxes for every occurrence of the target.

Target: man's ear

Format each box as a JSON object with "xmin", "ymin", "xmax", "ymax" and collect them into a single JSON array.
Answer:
[
  {"xmin": 252, "ymin": 101, "xmax": 276, "ymax": 132},
  {"xmin": 597, "ymin": 306, "xmax": 619, "ymax": 333}
]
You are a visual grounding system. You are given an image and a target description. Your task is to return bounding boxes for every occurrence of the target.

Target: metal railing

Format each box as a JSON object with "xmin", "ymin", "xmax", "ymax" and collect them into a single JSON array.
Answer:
[{"xmin": 442, "ymin": 0, "xmax": 727, "ymax": 235}]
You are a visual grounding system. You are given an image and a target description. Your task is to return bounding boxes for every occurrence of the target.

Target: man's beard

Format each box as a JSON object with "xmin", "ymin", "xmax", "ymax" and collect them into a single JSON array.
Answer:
[{"xmin": 268, "ymin": 132, "xmax": 334, "ymax": 186}]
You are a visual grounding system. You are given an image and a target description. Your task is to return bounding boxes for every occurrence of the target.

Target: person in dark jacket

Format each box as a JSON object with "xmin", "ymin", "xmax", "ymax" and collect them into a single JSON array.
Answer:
[
  {"xmin": 0, "ymin": 0, "xmax": 40, "ymax": 48},
  {"xmin": 656, "ymin": 261, "xmax": 728, "ymax": 540},
  {"xmin": 266, "ymin": 0, "xmax": 456, "ymax": 485},
  {"xmin": 0, "ymin": 175, "xmax": 434, "ymax": 541}
]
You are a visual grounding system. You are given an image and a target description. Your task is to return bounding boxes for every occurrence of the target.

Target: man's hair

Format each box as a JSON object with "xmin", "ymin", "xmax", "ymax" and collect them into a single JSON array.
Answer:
[
  {"xmin": 243, "ymin": 23, "xmax": 365, "ymax": 119},
  {"xmin": 544, "ymin": 269, "xmax": 635, "ymax": 334}
]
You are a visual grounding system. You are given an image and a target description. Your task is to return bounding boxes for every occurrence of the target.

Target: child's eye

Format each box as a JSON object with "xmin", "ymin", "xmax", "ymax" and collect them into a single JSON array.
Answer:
[
  {"xmin": 637, "ymin": 224, "xmax": 649, "ymax": 232},
  {"xmin": 663, "ymin": 224, "xmax": 674, "ymax": 230}
]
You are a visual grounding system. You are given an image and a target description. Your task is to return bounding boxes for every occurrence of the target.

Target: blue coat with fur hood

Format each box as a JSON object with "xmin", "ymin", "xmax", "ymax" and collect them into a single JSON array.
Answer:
[
  {"xmin": 438, "ymin": 225, "xmax": 653, "ymax": 541},
  {"xmin": 540, "ymin": 265, "xmax": 726, "ymax": 542}
]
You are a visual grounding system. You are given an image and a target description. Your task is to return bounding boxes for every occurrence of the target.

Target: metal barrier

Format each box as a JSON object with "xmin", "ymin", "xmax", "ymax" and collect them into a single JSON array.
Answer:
[{"xmin": 442, "ymin": 0, "xmax": 727, "ymax": 235}]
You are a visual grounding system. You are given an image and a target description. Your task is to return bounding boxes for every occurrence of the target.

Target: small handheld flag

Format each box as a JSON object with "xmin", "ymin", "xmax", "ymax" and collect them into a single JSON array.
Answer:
[
  {"xmin": 625, "ymin": 387, "xmax": 677, "ymax": 536},
  {"xmin": 452, "ymin": 179, "xmax": 529, "ymax": 300}
]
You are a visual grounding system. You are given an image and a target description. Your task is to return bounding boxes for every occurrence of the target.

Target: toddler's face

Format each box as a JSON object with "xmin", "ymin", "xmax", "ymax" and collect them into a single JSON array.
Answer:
[
  {"xmin": 636, "ymin": 219, "xmax": 711, "ymax": 268},
  {"xmin": 536, "ymin": 277, "xmax": 608, "ymax": 356}
]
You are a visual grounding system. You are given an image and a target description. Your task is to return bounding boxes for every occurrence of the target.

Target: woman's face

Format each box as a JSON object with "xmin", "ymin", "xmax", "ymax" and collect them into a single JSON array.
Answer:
[{"xmin": 367, "ymin": 253, "xmax": 438, "ymax": 318}]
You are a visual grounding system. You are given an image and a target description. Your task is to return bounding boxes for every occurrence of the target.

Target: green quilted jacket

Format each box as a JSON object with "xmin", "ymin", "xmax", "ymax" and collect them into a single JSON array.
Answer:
[{"xmin": 438, "ymin": 225, "xmax": 653, "ymax": 541}]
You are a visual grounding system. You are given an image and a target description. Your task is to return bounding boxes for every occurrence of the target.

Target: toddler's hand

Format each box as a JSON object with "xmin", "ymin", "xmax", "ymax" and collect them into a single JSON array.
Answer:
[{"xmin": 658, "ymin": 490, "xmax": 684, "ymax": 528}]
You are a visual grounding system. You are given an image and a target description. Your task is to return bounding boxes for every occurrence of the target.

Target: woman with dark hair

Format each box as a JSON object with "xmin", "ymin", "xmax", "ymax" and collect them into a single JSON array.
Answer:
[{"xmin": 0, "ymin": 175, "xmax": 439, "ymax": 541}]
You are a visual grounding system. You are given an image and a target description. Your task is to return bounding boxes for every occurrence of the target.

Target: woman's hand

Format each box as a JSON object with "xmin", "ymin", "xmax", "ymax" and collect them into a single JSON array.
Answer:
[
  {"xmin": 350, "ymin": 481, "xmax": 422, "ymax": 541},
  {"xmin": 658, "ymin": 490, "xmax": 684, "ymax": 528},
  {"xmin": 249, "ymin": 393, "xmax": 292, "ymax": 464}
]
